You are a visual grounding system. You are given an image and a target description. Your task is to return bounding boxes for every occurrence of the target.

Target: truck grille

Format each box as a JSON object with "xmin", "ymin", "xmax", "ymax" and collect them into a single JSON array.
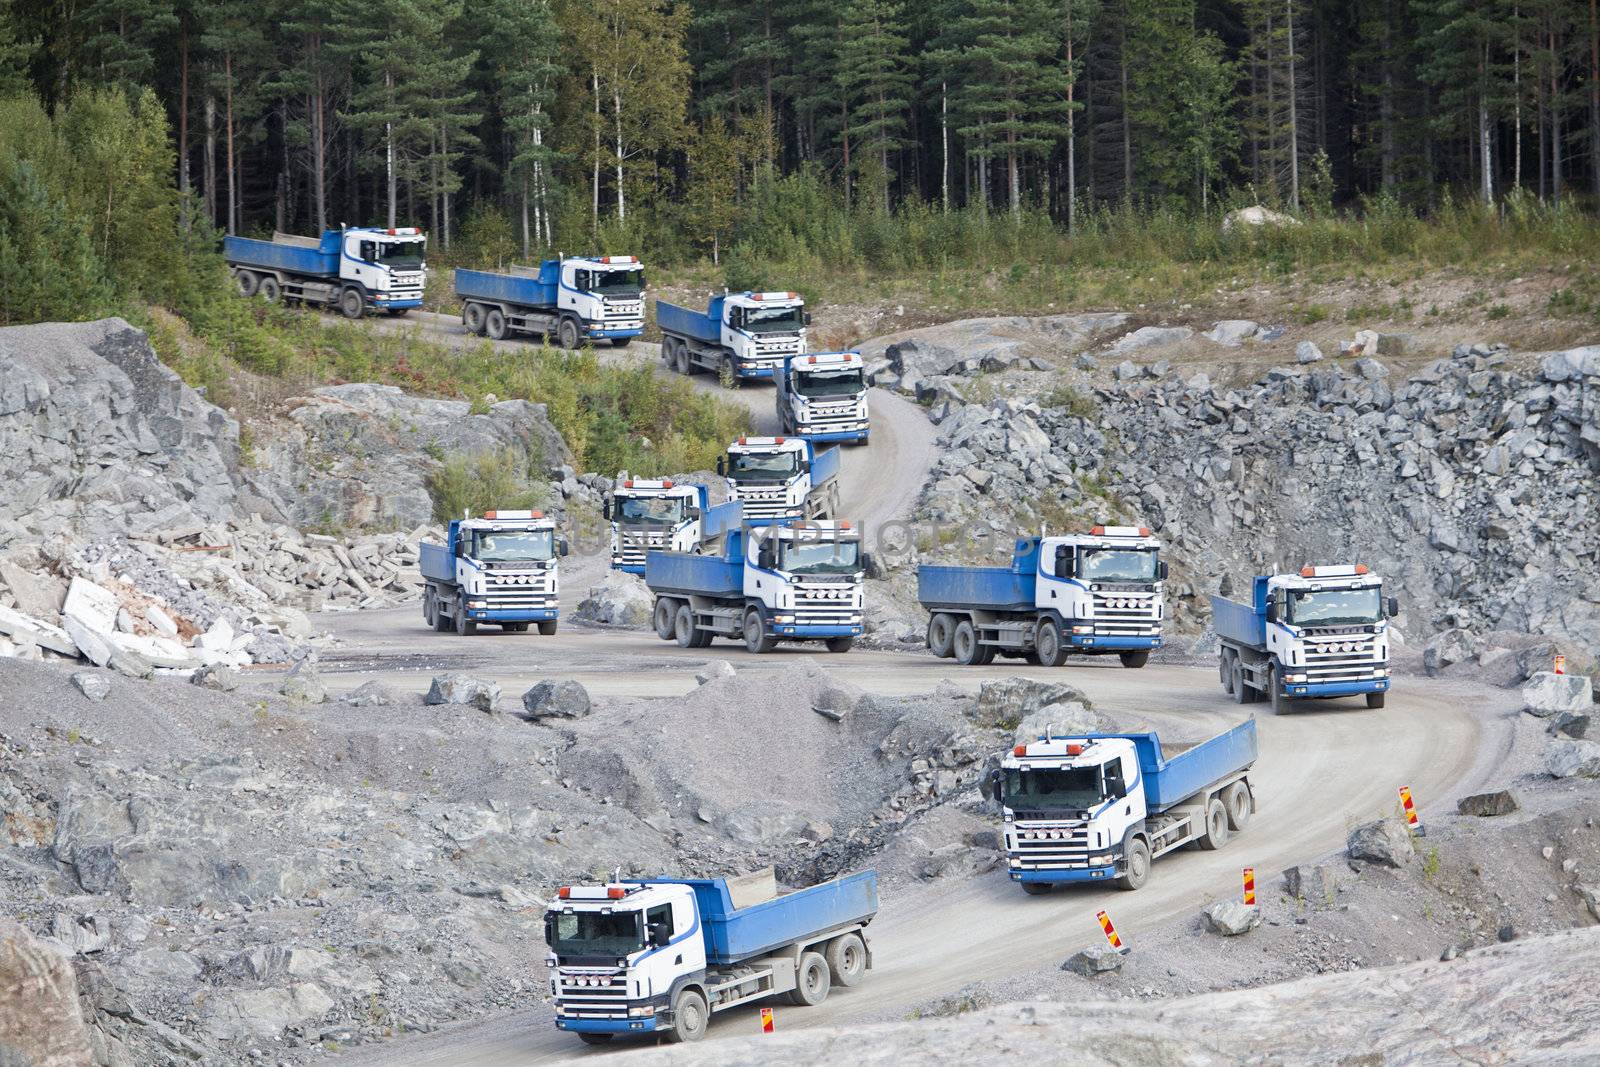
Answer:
[
  {"xmin": 616, "ymin": 532, "xmax": 666, "ymax": 568},
  {"xmin": 799, "ymin": 403, "xmax": 865, "ymax": 432},
  {"xmin": 1091, "ymin": 591, "xmax": 1161, "ymax": 636},
  {"xmin": 556, "ymin": 971, "xmax": 629, "ymax": 1018},
  {"xmin": 1301, "ymin": 633, "xmax": 1385, "ymax": 683},
  {"xmin": 1007, "ymin": 823, "xmax": 1094, "ymax": 867},
  {"xmin": 794, "ymin": 584, "xmax": 860, "ymax": 626},
  {"xmin": 732, "ymin": 489, "xmax": 793, "ymax": 520},
  {"xmin": 485, "ymin": 573, "xmax": 556, "ymax": 608}
]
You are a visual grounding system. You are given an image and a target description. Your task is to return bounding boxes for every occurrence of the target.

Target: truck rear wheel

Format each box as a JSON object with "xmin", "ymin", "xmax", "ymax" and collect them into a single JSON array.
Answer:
[
  {"xmin": 824, "ymin": 933, "xmax": 866, "ymax": 987},
  {"xmin": 1119, "ymin": 650, "xmax": 1150, "ymax": 669},
  {"xmin": 743, "ymin": 608, "xmax": 777, "ymax": 654},
  {"xmin": 1196, "ymin": 797, "xmax": 1230, "ymax": 851},
  {"xmin": 1223, "ymin": 781, "xmax": 1253, "ymax": 831},
  {"xmin": 674, "ymin": 604, "xmax": 707, "ymax": 648},
  {"xmin": 423, "ymin": 588, "xmax": 438, "ymax": 629},
  {"xmin": 1035, "ymin": 618, "xmax": 1069, "ymax": 667},
  {"xmin": 1365, "ymin": 692, "xmax": 1386, "ymax": 709},
  {"xmin": 666, "ymin": 988, "xmax": 707, "ymax": 1043},
  {"xmin": 485, "ymin": 308, "xmax": 507, "ymax": 340},
  {"xmin": 1220, "ymin": 651, "xmax": 1236, "ymax": 695},
  {"xmin": 259, "ymin": 276, "xmax": 282, "ymax": 303},
  {"xmin": 1116, "ymin": 837, "xmax": 1151, "ymax": 890},
  {"xmin": 785, "ymin": 952, "xmax": 831, "ymax": 1006},
  {"xmin": 952, "ymin": 620, "xmax": 994, "ymax": 666},
  {"xmin": 653, "ymin": 598, "xmax": 679, "ymax": 640},
  {"xmin": 1230, "ymin": 661, "xmax": 1254, "ymax": 704},
  {"xmin": 339, "ymin": 288, "xmax": 364, "ymax": 319},
  {"xmin": 236, "ymin": 270, "xmax": 259, "ymax": 296},
  {"xmin": 557, "ymin": 317, "xmax": 580, "ymax": 350},
  {"xmin": 927, "ymin": 613, "xmax": 956, "ymax": 658},
  {"xmin": 463, "ymin": 302, "xmax": 486, "ymax": 335}
]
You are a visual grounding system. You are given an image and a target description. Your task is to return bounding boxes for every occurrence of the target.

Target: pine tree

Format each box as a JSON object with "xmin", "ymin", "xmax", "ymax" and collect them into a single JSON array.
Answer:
[
  {"xmin": 834, "ymin": 0, "xmax": 912, "ymax": 211},
  {"xmin": 0, "ymin": 156, "xmax": 115, "ymax": 323},
  {"xmin": 75, "ymin": 0, "xmax": 179, "ymax": 87},
  {"xmin": 198, "ymin": 0, "xmax": 268, "ymax": 233},
  {"xmin": 0, "ymin": 0, "xmax": 37, "ymax": 97},
  {"xmin": 264, "ymin": 0, "xmax": 349, "ymax": 233},
  {"xmin": 474, "ymin": 0, "xmax": 562, "ymax": 256},
  {"xmin": 1412, "ymin": 0, "xmax": 1510, "ymax": 204},
  {"xmin": 1127, "ymin": 0, "xmax": 1237, "ymax": 205},
  {"xmin": 683, "ymin": 114, "xmax": 743, "ymax": 263},
  {"xmin": 1061, "ymin": 0, "xmax": 1097, "ymax": 230}
]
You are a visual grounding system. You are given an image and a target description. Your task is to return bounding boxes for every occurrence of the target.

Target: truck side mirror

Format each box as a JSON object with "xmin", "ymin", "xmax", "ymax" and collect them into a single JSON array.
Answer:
[
  {"xmin": 1386, "ymin": 596, "xmax": 1399, "ymax": 618},
  {"xmin": 602, "ymin": 500, "xmax": 611, "ymax": 521},
  {"xmin": 558, "ymin": 538, "xmax": 569, "ymax": 557},
  {"xmin": 453, "ymin": 539, "xmax": 465, "ymax": 558},
  {"xmin": 1265, "ymin": 601, "xmax": 1279, "ymax": 623},
  {"xmin": 648, "ymin": 922, "xmax": 670, "ymax": 949},
  {"xmin": 803, "ymin": 311, "xmax": 813, "ymax": 326},
  {"xmin": 859, "ymin": 552, "xmax": 874, "ymax": 575},
  {"xmin": 1157, "ymin": 561, "xmax": 1169, "ymax": 581},
  {"xmin": 984, "ymin": 768, "xmax": 1003, "ymax": 802},
  {"xmin": 716, "ymin": 456, "xmax": 726, "ymax": 477}
]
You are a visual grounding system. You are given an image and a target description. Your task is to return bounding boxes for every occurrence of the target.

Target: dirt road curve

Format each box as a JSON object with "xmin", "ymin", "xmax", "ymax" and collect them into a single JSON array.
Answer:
[{"xmin": 321, "ymin": 615, "xmax": 1506, "ymax": 1066}]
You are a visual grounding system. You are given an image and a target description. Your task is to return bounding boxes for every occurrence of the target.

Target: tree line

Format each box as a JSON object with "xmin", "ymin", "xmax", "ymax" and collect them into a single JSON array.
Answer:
[{"xmin": 1, "ymin": 0, "xmax": 1598, "ymax": 265}]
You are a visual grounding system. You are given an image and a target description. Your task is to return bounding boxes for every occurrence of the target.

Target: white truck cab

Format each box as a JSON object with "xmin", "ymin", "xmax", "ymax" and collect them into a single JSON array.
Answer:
[
  {"xmin": 776, "ymin": 351, "xmax": 870, "ymax": 443},
  {"xmin": 718, "ymin": 436, "xmax": 840, "ymax": 523},
  {"xmin": 744, "ymin": 520, "xmax": 865, "ymax": 642},
  {"xmin": 604, "ymin": 478, "xmax": 708, "ymax": 573},
  {"xmin": 560, "ymin": 255, "xmax": 646, "ymax": 335},
  {"xmin": 342, "ymin": 226, "xmax": 427, "ymax": 302},
  {"xmin": 1037, "ymin": 525, "xmax": 1167, "ymax": 650},
  {"xmin": 418, "ymin": 509, "xmax": 565, "ymax": 635},
  {"xmin": 720, "ymin": 291, "xmax": 807, "ymax": 371}
]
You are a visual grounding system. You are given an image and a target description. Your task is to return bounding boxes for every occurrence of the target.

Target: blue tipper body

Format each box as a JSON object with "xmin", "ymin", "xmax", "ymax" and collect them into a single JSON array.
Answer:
[
  {"xmin": 809, "ymin": 444, "xmax": 842, "ymax": 487},
  {"xmin": 223, "ymin": 233, "xmax": 340, "ymax": 277},
  {"xmin": 454, "ymin": 263, "xmax": 560, "ymax": 308},
  {"xmin": 641, "ymin": 872, "xmax": 878, "ymax": 966},
  {"xmin": 656, "ymin": 296, "xmax": 725, "ymax": 343},
  {"xmin": 1209, "ymin": 575, "xmax": 1272, "ymax": 647},
  {"xmin": 644, "ymin": 531, "xmax": 746, "ymax": 598},
  {"xmin": 418, "ymin": 541, "xmax": 455, "ymax": 582},
  {"xmin": 916, "ymin": 537, "xmax": 1042, "ymax": 611},
  {"xmin": 1096, "ymin": 719, "xmax": 1259, "ymax": 813},
  {"xmin": 698, "ymin": 499, "xmax": 742, "ymax": 543}
]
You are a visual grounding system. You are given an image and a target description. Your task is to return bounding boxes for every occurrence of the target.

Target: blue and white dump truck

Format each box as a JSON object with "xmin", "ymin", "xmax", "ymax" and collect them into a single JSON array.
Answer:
[
  {"xmin": 657, "ymin": 291, "xmax": 809, "ymax": 384},
  {"xmin": 774, "ymin": 351, "xmax": 871, "ymax": 444},
  {"xmin": 417, "ymin": 510, "xmax": 567, "ymax": 635},
  {"xmin": 645, "ymin": 516, "xmax": 864, "ymax": 653},
  {"xmin": 224, "ymin": 227, "xmax": 426, "ymax": 318},
  {"xmin": 1211, "ymin": 564, "xmax": 1398, "ymax": 713},
  {"xmin": 919, "ymin": 527, "xmax": 1168, "ymax": 668},
  {"xmin": 547, "ymin": 868, "xmax": 878, "ymax": 1045},
  {"xmin": 997, "ymin": 719, "xmax": 1258, "ymax": 894},
  {"xmin": 716, "ymin": 436, "xmax": 842, "ymax": 524},
  {"xmin": 604, "ymin": 478, "xmax": 741, "ymax": 574},
  {"xmin": 454, "ymin": 255, "xmax": 645, "ymax": 349}
]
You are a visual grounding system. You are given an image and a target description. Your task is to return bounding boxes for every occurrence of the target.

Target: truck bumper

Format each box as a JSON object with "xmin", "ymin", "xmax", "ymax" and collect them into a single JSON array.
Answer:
[
  {"xmin": 373, "ymin": 296, "xmax": 423, "ymax": 309},
  {"xmin": 612, "ymin": 562, "xmax": 647, "ymax": 576},
  {"xmin": 1011, "ymin": 865, "xmax": 1119, "ymax": 884},
  {"xmin": 589, "ymin": 326, "xmax": 644, "ymax": 339},
  {"xmin": 773, "ymin": 623, "xmax": 862, "ymax": 638},
  {"xmin": 469, "ymin": 608, "xmax": 559, "ymax": 622},
  {"xmin": 798, "ymin": 427, "xmax": 870, "ymax": 443},
  {"xmin": 737, "ymin": 366, "xmax": 776, "ymax": 379},
  {"xmin": 1288, "ymin": 678, "xmax": 1389, "ymax": 698},
  {"xmin": 555, "ymin": 1016, "xmax": 659, "ymax": 1035},
  {"xmin": 1067, "ymin": 634, "xmax": 1163, "ymax": 650}
]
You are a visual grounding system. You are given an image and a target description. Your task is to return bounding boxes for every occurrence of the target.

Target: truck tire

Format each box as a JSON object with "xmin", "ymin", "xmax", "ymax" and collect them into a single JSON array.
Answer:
[
  {"xmin": 578, "ymin": 1033, "xmax": 612, "ymax": 1045},
  {"xmin": 653, "ymin": 598, "xmax": 679, "ymax": 641},
  {"xmin": 537, "ymin": 620, "xmax": 558, "ymax": 636},
  {"xmin": 463, "ymin": 302, "xmax": 486, "ymax": 335},
  {"xmin": 1267, "ymin": 665, "xmax": 1288, "ymax": 715},
  {"xmin": 674, "ymin": 604, "xmax": 706, "ymax": 648},
  {"xmin": 719, "ymin": 354, "xmax": 738, "ymax": 388},
  {"xmin": 926, "ymin": 613, "xmax": 956, "ymax": 658},
  {"xmin": 1365, "ymin": 692, "xmax": 1386, "ymax": 709},
  {"xmin": 339, "ymin": 287, "xmax": 364, "ymax": 319},
  {"xmin": 423, "ymin": 588, "xmax": 438, "ymax": 629},
  {"xmin": 1034, "ymin": 618, "xmax": 1069, "ymax": 667},
  {"xmin": 665, "ymin": 988, "xmax": 708, "ymax": 1043},
  {"xmin": 1224, "ymin": 781, "xmax": 1253, "ymax": 832},
  {"xmin": 1230, "ymin": 662, "xmax": 1253, "ymax": 704},
  {"xmin": 825, "ymin": 636, "xmax": 854, "ymax": 653},
  {"xmin": 485, "ymin": 308, "xmax": 507, "ymax": 341},
  {"xmin": 743, "ymin": 608, "xmax": 777, "ymax": 654},
  {"xmin": 1115, "ymin": 837, "xmax": 1151, "ymax": 890},
  {"xmin": 1021, "ymin": 882, "xmax": 1051, "ymax": 896},
  {"xmin": 259, "ymin": 276, "xmax": 282, "ymax": 304},
  {"xmin": 1219, "ymin": 649, "xmax": 1234, "ymax": 689},
  {"xmin": 1196, "ymin": 796, "xmax": 1230, "ymax": 850},
  {"xmin": 454, "ymin": 597, "xmax": 477, "ymax": 636},
  {"xmin": 785, "ymin": 952, "xmax": 831, "ymax": 1007},
  {"xmin": 952, "ymin": 620, "xmax": 994, "ymax": 666},
  {"xmin": 557, "ymin": 317, "xmax": 580, "ymax": 350},
  {"xmin": 824, "ymin": 933, "xmax": 867, "ymax": 988},
  {"xmin": 610, "ymin": 336, "xmax": 631, "ymax": 348},
  {"xmin": 236, "ymin": 270, "xmax": 259, "ymax": 296},
  {"xmin": 1118, "ymin": 650, "xmax": 1150, "ymax": 668}
]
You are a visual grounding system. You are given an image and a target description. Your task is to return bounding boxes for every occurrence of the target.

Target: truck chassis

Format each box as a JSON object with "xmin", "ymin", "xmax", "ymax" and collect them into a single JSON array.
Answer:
[{"xmin": 925, "ymin": 608, "xmax": 1151, "ymax": 669}]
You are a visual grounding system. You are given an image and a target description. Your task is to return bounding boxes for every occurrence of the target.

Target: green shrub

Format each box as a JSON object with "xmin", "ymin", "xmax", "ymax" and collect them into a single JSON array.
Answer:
[{"xmin": 426, "ymin": 449, "xmax": 547, "ymax": 524}]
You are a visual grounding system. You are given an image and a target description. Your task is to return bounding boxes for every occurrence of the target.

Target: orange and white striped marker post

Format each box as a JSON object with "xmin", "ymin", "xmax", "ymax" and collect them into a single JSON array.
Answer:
[
  {"xmin": 1399, "ymin": 785, "xmax": 1425, "ymax": 836},
  {"xmin": 1096, "ymin": 910, "xmax": 1129, "ymax": 954},
  {"xmin": 759, "ymin": 1007, "xmax": 774, "ymax": 1033},
  {"xmin": 1242, "ymin": 867, "xmax": 1257, "ymax": 906},
  {"xmin": 1554, "ymin": 654, "xmax": 1566, "ymax": 675}
]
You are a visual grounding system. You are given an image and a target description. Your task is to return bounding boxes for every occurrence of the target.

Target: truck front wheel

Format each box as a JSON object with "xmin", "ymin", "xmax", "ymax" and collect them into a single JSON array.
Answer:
[
  {"xmin": 743, "ymin": 608, "xmax": 777, "ymax": 654},
  {"xmin": 1365, "ymin": 692, "xmax": 1386, "ymax": 709},
  {"xmin": 1119, "ymin": 650, "xmax": 1150, "ymax": 668},
  {"xmin": 1267, "ymin": 665, "xmax": 1289, "ymax": 715},
  {"xmin": 666, "ymin": 988, "xmax": 708, "ymax": 1043},
  {"xmin": 825, "ymin": 636, "xmax": 854, "ymax": 653},
  {"xmin": 785, "ymin": 952, "xmax": 831, "ymax": 1006},
  {"xmin": 339, "ymin": 288, "xmax": 364, "ymax": 319},
  {"xmin": 537, "ymin": 620, "xmax": 558, "ymax": 636},
  {"xmin": 454, "ymin": 598, "xmax": 477, "ymax": 636},
  {"xmin": 1116, "ymin": 837, "xmax": 1151, "ymax": 890},
  {"xmin": 577, "ymin": 1033, "xmax": 612, "ymax": 1045},
  {"xmin": 927, "ymin": 613, "xmax": 956, "ymax": 658},
  {"xmin": 610, "ymin": 336, "xmax": 631, "ymax": 348},
  {"xmin": 557, "ymin": 317, "xmax": 580, "ymax": 350},
  {"xmin": 1035, "ymin": 618, "xmax": 1069, "ymax": 667},
  {"xmin": 1021, "ymin": 882, "xmax": 1051, "ymax": 896}
]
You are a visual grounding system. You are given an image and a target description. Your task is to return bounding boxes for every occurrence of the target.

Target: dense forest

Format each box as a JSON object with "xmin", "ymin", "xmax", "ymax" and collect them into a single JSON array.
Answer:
[{"xmin": 2, "ymin": 0, "xmax": 1598, "ymax": 267}]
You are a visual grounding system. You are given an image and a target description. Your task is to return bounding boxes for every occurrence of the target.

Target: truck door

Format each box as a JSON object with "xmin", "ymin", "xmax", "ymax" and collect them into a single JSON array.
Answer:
[
  {"xmin": 343, "ymin": 234, "xmax": 385, "ymax": 292},
  {"xmin": 562, "ymin": 265, "xmax": 586, "ymax": 315}
]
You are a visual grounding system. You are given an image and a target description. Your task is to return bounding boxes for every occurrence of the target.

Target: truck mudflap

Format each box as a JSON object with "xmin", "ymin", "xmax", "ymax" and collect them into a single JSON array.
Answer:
[
  {"xmin": 555, "ymin": 1016, "xmax": 659, "ymax": 1035},
  {"xmin": 1070, "ymin": 634, "xmax": 1163, "ymax": 650},
  {"xmin": 1011, "ymin": 866, "xmax": 1118, "ymax": 884},
  {"xmin": 773, "ymin": 622, "xmax": 862, "ymax": 638},
  {"xmin": 1288, "ymin": 677, "xmax": 1390, "ymax": 698},
  {"xmin": 468, "ymin": 608, "xmax": 559, "ymax": 622}
]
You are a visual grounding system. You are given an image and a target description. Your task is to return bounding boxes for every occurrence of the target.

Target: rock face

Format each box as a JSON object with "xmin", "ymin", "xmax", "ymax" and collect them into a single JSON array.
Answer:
[
  {"xmin": 1203, "ymin": 900, "xmax": 1262, "ymax": 936},
  {"xmin": 974, "ymin": 678, "xmax": 1092, "ymax": 727},
  {"xmin": 1347, "ymin": 818, "xmax": 1415, "ymax": 867},
  {"xmin": 1522, "ymin": 672, "xmax": 1594, "ymax": 718},
  {"xmin": 254, "ymin": 384, "xmax": 569, "ymax": 531},
  {"xmin": 0, "ymin": 318, "xmax": 243, "ymax": 540},
  {"xmin": 0, "ymin": 918, "xmax": 96, "ymax": 1065}
]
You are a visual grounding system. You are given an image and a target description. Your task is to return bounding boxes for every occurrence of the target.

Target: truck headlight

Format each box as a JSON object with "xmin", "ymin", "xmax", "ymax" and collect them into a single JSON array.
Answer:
[
  {"xmin": 628, "ymin": 1005, "xmax": 656, "ymax": 1017},
  {"xmin": 1071, "ymin": 625, "xmax": 1093, "ymax": 634},
  {"xmin": 1375, "ymin": 668, "xmax": 1389, "ymax": 677},
  {"xmin": 468, "ymin": 600, "xmax": 486, "ymax": 608},
  {"xmin": 774, "ymin": 614, "xmax": 794, "ymax": 624},
  {"xmin": 1287, "ymin": 673, "xmax": 1307, "ymax": 683}
]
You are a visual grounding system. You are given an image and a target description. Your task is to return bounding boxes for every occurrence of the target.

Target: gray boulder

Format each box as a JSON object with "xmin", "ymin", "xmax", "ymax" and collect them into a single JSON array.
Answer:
[
  {"xmin": 1545, "ymin": 738, "xmax": 1600, "ymax": 779},
  {"xmin": 190, "ymin": 663, "xmax": 240, "ymax": 692},
  {"xmin": 1295, "ymin": 341, "xmax": 1324, "ymax": 364},
  {"xmin": 1456, "ymin": 790, "xmax": 1520, "ymax": 817},
  {"xmin": 1061, "ymin": 943, "xmax": 1125, "ymax": 976},
  {"xmin": 1203, "ymin": 320, "xmax": 1258, "ymax": 347},
  {"xmin": 70, "ymin": 672, "xmax": 110, "ymax": 702},
  {"xmin": 521, "ymin": 679, "xmax": 591, "ymax": 719},
  {"xmin": 1422, "ymin": 629, "xmax": 1476, "ymax": 676},
  {"xmin": 1014, "ymin": 702, "xmax": 1106, "ymax": 746},
  {"xmin": 695, "ymin": 659, "xmax": 736, "ymax": 685},
  {"xmin": 0, "ymin": 919, "xmax": 95, "ymax": 1063},
  {"xmin": 575, "ymin": 572, "xmax": 653, "ymax": 627},
  {"xmin": 1347, "ymin": 818, "xmax": 1415, "ymax": 867},
  {"xmin": 1550, "ymin": 710, "xmax": 1591, "ymax": 739},
  {"xmin": 426, "ymin": 673, "xmax": 501, "ymax": 713},
  {"xmin": 278, "ymin": 658, "xmax": 327, "ymax": 704},
  {"xmin": 1202, "ymin": 901, "xmax": 1262, "ymax": 936},
  {"xmin": 975, "ymin": 677, "xmax": 1092, "ymax": 727},
  {"xmin": 1522, "ymin": 672, "xmax": 1593, "ymax": 718},
  {"xmin": 1109, "ymin": 326, "xmax": 1193, "ymax": 353},
  {"xmin": 339, "ymin": 680, "xmax": 398, "ymax": 707}
]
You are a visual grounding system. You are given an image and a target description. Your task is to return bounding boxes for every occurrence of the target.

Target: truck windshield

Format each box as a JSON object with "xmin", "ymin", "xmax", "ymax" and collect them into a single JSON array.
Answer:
[
  {"xmin": 728, "ymin": 451, "xmax": 800, "ymax": 482},
  {"xmin": 469, "ymin": 530, "xmax": 554, "ymax": 562},
  {"xmin": 795, "ymin": 368, "xmax": 864, "ymax": 398},
  {"xmin": 616, "ymin": 496, "xmax": 685, "ymax": 525},
  {"xmin": 779, "ymin": 540, "xmax": 861, "ymax": 575},
  {"xmin": 547, "ymin": 910, "xmax": 643, "ymax": 957},
  {"xmin": 373, "ymin": 240, "xmax": 425, "ymax": 268},
  {"xmin": 1079, "ymin": 548, "xmax": 1158, "ymax": 582},
  {"xmin": 744, "ymin": 305, "xmax": 804, "ymax": 333},
  {"xmin": 1289, "ymin": 586, "xmax": 1382, "ymax": 626},
  {"xmin": 1002, "ymin": 767, "xmax": 1103, "ymax": 810},
  {"xmin": 591, "ymin": 268, "xmax": 645, "ymax": 296}
]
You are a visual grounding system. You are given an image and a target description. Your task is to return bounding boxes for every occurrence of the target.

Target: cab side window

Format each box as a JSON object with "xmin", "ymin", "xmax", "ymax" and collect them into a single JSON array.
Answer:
[
  {"xmin": 360, "ymin": 241, "xmax": 377, "ymax": 261},
  {"xmin": 573, "ymin": 269, "xmax": 591, "ymax": 291},
  {"xmin": 646, "ymin": 904, "xmax": 674, "ymax": 942},
  {"xmin": 1104, "ymin": 757, "xmax": 1127, "ymax": 799}
]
